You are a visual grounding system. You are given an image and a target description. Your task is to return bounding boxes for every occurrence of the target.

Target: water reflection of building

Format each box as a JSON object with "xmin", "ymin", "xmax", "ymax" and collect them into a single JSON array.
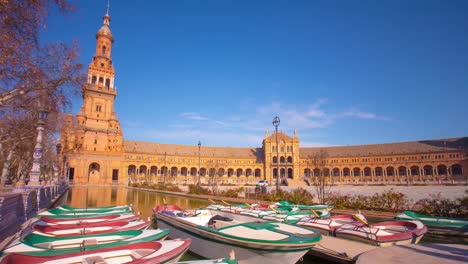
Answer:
[{"xmin": 61, "ymin": 7, "xmax": 468, "ymax": 187}]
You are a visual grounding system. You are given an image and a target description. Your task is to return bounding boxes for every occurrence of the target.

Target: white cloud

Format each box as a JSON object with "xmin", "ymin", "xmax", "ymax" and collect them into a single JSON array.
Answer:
[
  {"xmin": 340, "ymin": 108, "xmax": 390, "ymax": 121},
  {"xmin": 127, "ymin": 98, "xmax": 389, "ymax": 147},
  {"xmin": 180, "ymin": 112, "xmax": 209, "ymax": 121}
]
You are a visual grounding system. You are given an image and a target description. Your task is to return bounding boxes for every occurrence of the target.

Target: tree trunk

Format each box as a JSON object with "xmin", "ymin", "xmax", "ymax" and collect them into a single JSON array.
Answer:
[{"xmin": 1, "ymin": 148, "xmax": 15, "ymax": 185}]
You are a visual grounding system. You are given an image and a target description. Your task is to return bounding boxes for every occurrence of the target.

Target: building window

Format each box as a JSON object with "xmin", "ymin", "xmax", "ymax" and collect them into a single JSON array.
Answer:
[
  {"xmin": 96, "ymin": 105, "xmax": 102, "ymax": 112},
  {"xmin": 94, "ymin": 139, "xmax": 97, "ymax": 144}
]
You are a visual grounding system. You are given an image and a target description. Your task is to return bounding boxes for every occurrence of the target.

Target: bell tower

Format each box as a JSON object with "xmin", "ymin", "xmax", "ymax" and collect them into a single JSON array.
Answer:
[
  {"xmin": 60, "ymin": 2, "xmax": 125, "ymax": 184},
  {"xmin": 77, "ymin": 4, "xmax": 122, "ymax": 153}
]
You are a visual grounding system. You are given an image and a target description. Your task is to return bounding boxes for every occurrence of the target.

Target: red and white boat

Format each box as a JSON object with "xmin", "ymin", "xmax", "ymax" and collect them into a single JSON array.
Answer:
[
  {"xmin": 297, "ymin": 214, "xmax": 427, "ymax": 246},
  {"xmin": 32, "ymin": 220, "xmax": 151, "ymax": 237},
  {"xmin": 334, "ymin": 220, "xmax": 427, "ymax": 246},
  {"xmin": 38, "ymin": 213, "xmax": 141, "ymax": 225},
  {"xmin": 296, "ymin": 214, "xmax": 367, "ymax": 235},
  {"xmin": 0, "ymin": 240, "xmax": 191, "ymax": 264}
]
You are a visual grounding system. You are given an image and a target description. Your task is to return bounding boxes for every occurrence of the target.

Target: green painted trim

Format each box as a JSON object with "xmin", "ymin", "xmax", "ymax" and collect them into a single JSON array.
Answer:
[
  {"xmin": 4, "ymin": 229, "xmax": 170, "ymax": 256},
  {"xmin": 396, "ymin": 211, "xmax": 468, "ymax": 228}
]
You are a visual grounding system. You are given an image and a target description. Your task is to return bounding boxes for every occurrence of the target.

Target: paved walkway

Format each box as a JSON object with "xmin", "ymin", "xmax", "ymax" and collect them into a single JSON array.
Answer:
[{"xmin": 356, "ymin": 244, "xmax": 468, "ymax": 264}]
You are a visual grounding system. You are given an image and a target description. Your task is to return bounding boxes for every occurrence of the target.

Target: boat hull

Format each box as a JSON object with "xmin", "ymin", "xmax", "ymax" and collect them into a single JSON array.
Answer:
[
  {"xmin": 2, "ymin": 229, "xmax": 169, "ymax": 255},
  {"xmin": 33, "ymin": 220, "xmax": 150, "ymax": 236},
  {"xmin": 334, "ymin": 220, "xmax": 427, "ymax": 247},
  {"xmin": 38, "ymin": 213, "xmax": 140, "ymax": 224},
  {"xmin": 395, "ymin": 211, "xmax": 468, "ymax": 235},
  {"xmin": 156, "ymin": 214, "xmax": 312, "ymax": 264},
  {"xmin": 0, "ymin": 240, "xmax": 190, "ymax": 264}
]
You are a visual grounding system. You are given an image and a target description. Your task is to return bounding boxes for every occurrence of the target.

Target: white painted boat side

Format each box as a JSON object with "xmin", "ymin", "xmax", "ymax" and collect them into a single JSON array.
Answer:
[
  {"xmin": 157, "ymin": 220, "xmax": 310, "ymax": 264},
  {"xmin": 3, "ymin": 229, "xmax": 166, "ymax": 254}
]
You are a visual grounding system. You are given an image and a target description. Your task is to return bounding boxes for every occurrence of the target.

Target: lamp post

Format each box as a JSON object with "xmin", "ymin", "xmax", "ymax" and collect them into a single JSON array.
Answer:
[
  {"xmin": 28, "ymin": 107, "xmax": 50, "ymax": 186},
  {"xmin": 198, "ymin": 141, "xmax": 201, "ymax": 190},
  {"xmin": 272, "ymin": 116, "xmax": 280, "ymax": 192},
  {"xmin": 55, "ymin": 143, "xmax": 62, "ymax": 185}
]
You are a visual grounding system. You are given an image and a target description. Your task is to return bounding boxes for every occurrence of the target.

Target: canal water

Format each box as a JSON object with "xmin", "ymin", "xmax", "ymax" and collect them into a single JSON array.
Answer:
[{"xmin": 62, "ymin": 185, "xmax": 466, "ymax": 263}]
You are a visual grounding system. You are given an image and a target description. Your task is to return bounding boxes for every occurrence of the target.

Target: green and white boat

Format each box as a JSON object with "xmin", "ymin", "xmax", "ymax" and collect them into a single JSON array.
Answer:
[
  {"xmin": 274, "ymin": 200, "xmax": 333, "ymax": 213},
  {"xmin": 38, "ymin": 207, "xmax": 132, "ymax": 218},
  {"xmin": 154, "ymin": 205, "xmax": 321, "ymax": 264},
  {"xmin": 57, "ymin": 204, "xmax": 131, "ymax": 212},
  {"xmin": 395, "ymin": 211, "xmax": 468, "ymax": 235},
  {"xmin": 2, "ymin": 229, "xmax": 169, "ymax": 255}
]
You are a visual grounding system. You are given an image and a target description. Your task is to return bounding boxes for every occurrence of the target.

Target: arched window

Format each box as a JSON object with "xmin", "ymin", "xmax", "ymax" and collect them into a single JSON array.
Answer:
[
  {"xmin": 102, "ymin": 45, "xmax": 106, "ymax": 55},
  {"xmin": 287, "ymin": 156, "xmax": 292, "ymax": 163},
  {"xmin": 273, "ymin": 156, "xmax": 278, "ymax": 163}
]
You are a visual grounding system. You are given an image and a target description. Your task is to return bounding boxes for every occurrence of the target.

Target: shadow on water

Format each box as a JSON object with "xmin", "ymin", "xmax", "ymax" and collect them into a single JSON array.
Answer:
[{"xmin": 62, "ymin": 185, "xmax": 464, "ymax": 263}]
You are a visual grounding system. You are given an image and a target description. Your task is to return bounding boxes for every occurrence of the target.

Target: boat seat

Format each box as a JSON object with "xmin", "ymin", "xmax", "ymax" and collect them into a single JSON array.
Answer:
[
  {"xmin": 39, "ymin": 242, "xmax": 53, "ymax": 249},
  {"xmin": 131, "ymin": 249, "xmax": 153, "ymax": 259},
  {"xmin": 83, "ymin": 255, "xmax": 107, "ymax": 264},
  {"xmin": 83, "ymin": 239, "xmax": 98, "ymax": 247}
]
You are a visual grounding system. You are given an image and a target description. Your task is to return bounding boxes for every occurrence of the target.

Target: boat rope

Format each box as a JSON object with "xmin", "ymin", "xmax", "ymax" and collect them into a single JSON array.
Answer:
[{"xmin": 315, "ymin": 243, "xmax": 349, "ymax": 257}]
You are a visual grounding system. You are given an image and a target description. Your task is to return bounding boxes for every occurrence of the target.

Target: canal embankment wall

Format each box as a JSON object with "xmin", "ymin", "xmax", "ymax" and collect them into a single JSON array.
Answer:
[{"xmin": 0, "ymin": 183, "xmax": 69, "ymax": 250}]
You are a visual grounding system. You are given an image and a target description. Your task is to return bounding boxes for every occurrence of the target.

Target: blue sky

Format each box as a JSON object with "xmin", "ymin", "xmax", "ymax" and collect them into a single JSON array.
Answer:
[{"xmin": 42, "ymin": 0, "xmax": 468, "ymax": 147}]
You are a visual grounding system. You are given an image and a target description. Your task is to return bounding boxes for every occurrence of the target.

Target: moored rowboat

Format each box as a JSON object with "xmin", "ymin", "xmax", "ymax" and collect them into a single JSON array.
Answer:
[
  {"xmin": 38, "ymin": 213, "xmax": 140, "ymax": 225},
  {"xmin": 274, "ymin": 200, "xmax": 333, "ymax": 213},
  {"xmin": 32, "ymin": 220, "xmax": 150, "ymax": 237},
  {"xmin": 153, "ymin": 204, "xmax": 321, "ymax": 264},
  {"xmin": 39, "ymin": 207, "xmax": 131, "ymax": 217},
  {"xmin": 395, "ymin": 211, "xmax": 468, "ymax": 235},
  {"xmin": 334, "ymin": 220, "xmax": 427, "ymax": 246},
  {"xmin": 296, "ymin": 213, "xmax": 367, "ymax": 235},
  {"xmin": 2, "ymin": 229, "xmax": 169, "ymax": 255},
  {"xmin": 0, "ymin": 240, "xmax": 191, "ymax": 264},
  {"xmin": 57, "ymin": 204, "xmax": 130, "ymax": 212}
]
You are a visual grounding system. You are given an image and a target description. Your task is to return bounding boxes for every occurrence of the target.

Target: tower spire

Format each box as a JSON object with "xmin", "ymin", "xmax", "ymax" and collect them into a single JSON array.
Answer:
[{"xmin": 106, "ymin": 0, "xmax": 110, "ymax": 16}]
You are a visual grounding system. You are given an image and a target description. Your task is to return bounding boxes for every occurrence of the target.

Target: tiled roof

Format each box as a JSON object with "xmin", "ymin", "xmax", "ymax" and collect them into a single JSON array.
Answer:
[
  {"xmin": 123, "ymin": 137, "xmax": 467, "ymax": 161},
  {"xmin": 124, "ymin": 140, "xmax": 264, "ymax": 160},
  {"xmin": 264, "ymin": 131, "xmax": 294, "ymax": 142},
  {"xmin": 299, "ymin": 137, "xmax": 468, "ymax": 158}
]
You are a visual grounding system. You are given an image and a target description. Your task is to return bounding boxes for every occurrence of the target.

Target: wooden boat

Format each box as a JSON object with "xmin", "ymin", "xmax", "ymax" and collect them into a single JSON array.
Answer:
[
  {"xmin": 39, "ymin": 207, "xmax": 131, "ymax": 217},
  {"xmin": 208, "ymin": 205, "xmax": 329, "ymax": 225},
  {"xmin": 2, "ymin": 229, "xmax": 169, "ymax": 255},
  {"xmin": 395, "ymin": 211, "xmax": 468, "ymax": 234},
  {"xmin": 274, "ymin": 200, "xmax": 333, "ymax": 213},
  {"xmin": 206, "ymin": 200, "xmax": 329, "ymax": 224},
  {"xmin": 0, "ymin": 239, "xmax": 191, "ymax": 264},
  {"xmin": 32, "ymin": 220, "xmax": 151, "ymax": 237},
  {"xmin": 334, "ymin": 220, "xmax": 427, "ymax": 246},
  {"xmin": 38, "ymin": 213, "xmax": 141, "ymax": 226},
  {"xmin": 296, "ymin": 213, "xmax": 367, "ymax": 235},
  {"xmin": 260, "ymin": 208, "xmax": 330, "ymax": 224},
  {"xmin": 55, "ymin": 204, "xmax": 131, "ymax": 212},
  {"xmin": 153, "ymin": 204, "xmax": 322, "ymax": 264}
]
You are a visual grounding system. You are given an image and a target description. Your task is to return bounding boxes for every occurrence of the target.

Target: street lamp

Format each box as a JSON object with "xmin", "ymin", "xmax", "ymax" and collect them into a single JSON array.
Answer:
[
  {"xmin": 27, "ymin": 107, "xmax": 50, "ymax": 186},
  {"xmin": 272, "ymin": 116, "xmax": 280, "ymax": 192},
  {"xmin": 55, "ymin": 143, "xmax": 62, "ymax": 185},
  {"xmin": 198, "ymin": 141, "xmax": 201, "ymax": 189}
]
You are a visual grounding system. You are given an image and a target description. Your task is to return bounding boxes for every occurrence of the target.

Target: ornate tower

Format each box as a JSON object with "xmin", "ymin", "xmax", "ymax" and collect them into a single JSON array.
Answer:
[
  {"xmin": 78, "ymin": 7, "xmax": 122, "ymax": 153},
  {"xmin": 61, "ymin": 5, "xmax": 124, "ymax": 184}
]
